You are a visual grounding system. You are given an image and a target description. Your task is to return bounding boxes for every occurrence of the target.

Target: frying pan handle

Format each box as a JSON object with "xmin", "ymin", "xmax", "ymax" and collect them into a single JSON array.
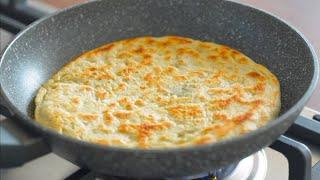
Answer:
[{"xmin": 0, "ymin": 117, "xmax": 51, "ymax": 168}]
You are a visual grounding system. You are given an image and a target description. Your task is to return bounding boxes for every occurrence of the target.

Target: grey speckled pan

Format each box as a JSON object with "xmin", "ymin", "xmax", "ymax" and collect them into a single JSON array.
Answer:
[{"xmin": 0, "ymin": 0, "xmax": 318, "ymax": 178}]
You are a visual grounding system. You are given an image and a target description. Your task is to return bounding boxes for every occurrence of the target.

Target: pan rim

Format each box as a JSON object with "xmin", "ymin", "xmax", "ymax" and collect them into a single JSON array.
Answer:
[{"xmin": 0, "ymin": 0, "xmax": 319, "ymax": 153}]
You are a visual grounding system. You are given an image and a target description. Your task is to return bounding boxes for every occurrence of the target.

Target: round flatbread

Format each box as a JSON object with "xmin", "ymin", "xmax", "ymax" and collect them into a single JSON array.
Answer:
[{"xmin": 35, "ymin": 36, "xmax": 280, "ymax": 148}]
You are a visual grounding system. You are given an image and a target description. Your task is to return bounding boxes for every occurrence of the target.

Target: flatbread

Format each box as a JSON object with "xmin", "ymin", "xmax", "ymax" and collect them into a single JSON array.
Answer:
[{"xmin": 35, "ymin": 36, "xmax": 280, "ymax": 148}]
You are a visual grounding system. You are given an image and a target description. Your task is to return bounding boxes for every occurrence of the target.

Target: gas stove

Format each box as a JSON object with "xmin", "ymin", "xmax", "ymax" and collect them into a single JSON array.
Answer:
[{"xmin": 0, "ymin": 1, "xmax": 320, "ymax": 180}]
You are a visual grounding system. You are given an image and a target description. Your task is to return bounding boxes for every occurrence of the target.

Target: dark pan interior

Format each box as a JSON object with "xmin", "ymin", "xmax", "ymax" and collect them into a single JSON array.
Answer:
[{"xmin": 0, "ymin": 0, "xmax": 315, "ymax": 120}]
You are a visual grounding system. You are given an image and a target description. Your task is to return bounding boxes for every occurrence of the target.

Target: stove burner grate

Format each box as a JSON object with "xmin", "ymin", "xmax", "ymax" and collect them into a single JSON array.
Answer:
[{"xmin": 66, "ymin": 163, "xmax": 238, "ymax": 180}]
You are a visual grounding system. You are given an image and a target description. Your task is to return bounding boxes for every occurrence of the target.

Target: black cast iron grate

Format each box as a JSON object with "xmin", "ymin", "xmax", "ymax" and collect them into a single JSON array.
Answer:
[{"xmin": 65, "ymin": 164, "xmax": 238, "ymax": 180}]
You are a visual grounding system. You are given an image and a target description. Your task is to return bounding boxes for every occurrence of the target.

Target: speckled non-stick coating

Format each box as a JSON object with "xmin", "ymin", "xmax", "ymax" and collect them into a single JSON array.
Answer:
[{"xmin": 0, "ymin": 0, "xmax": 318, "ymax": 178}]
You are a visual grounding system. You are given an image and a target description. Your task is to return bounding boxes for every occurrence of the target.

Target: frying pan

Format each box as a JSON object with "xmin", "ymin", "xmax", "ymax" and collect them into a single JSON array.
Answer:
[{"xmin": 0, "ymin": 0, "xmax": 318, "ymax": 178}]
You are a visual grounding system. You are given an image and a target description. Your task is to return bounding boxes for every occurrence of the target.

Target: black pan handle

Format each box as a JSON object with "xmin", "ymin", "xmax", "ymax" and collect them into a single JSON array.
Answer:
[
  {"xmin": 271, "ymin": 135, "xmax": 312, "ymax": 180},
  {"xmin": 0, "ymin": 95, "xmax": 51, "ymax": 168}
]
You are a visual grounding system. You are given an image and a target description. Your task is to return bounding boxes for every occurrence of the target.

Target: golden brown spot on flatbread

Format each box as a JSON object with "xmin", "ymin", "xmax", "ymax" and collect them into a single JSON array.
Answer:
[
  {"xmin": 178, "ymin": 59, "xmax": 186, "ymax": 66},
  {"xmin": 117, "ymin": 66, "xmax": 137, "ymax": 77},
  {"xmin": 103, "ymin": 111, "xmax": 113, "ymax": 124},
  {"xmin": 238, "ymin": 57, "xmax": 249, "ymax": 64},
  {"xmin": 79, "ymin": 113, "xmax": 98, "ymax": 122},
  {"xmin": 168, "ymin": 104, "xmax": 202, "ymax": 120},
  {"xmin": 113, "ymin": 111, "xmax": 132, "ymax": 120},
  {"xmin": 71, "ymin": 97, "xmax": 80, "ymax": 104},
  {"xmin": 140, "ymin": 54, "xmax": 153, "ymax": 66},
  {"xmin": 145, "ymin": 38, "xmax": 156, "ymax": 45},
  {"xmin": 164, "ymin": 55, "xmax": 171, "ymax": 61},
  {"xmin": 198, "ymin": 43, "xmax": 212, "ymax": 49},
  {"xmin": 153, "ymin": 66, "xmax": 162, "ymax": 75},
  {"xmin": 133, "ymin": 46, "xmax": 145, "ymax": 54},
  {"xmin": 95, "ymin": 139, "xmax": 110, "ymax": 145},
  {"xmin": 134, "ymin": 99, "xmax": 145, "ymax": 106},
  {"xmin": 173, "ymin": 75, "xmax": 187, "ymax": 81},
  {"xmin": 246, "ymin": 82, "xmax": 266, "ymax": 94},
  {"xmin": 167, "ymin": 36, "xmax": 192, "ymax": 44},
  {"xmin": 207, "ymin": 55, "xmax": 218, "ymax": 61},
  {"xmin": 164, "ymin": 66, "xmax": 176, "ymax": 74},
  {"xmin": 118, "ymin": 97, "xmax": 133, "ymax": 110},
  {"xmin": 87, "ymin": 44, "xmax": 115, "ymax": 58},
  {"xmin": 96, "ymin": 44, "xmax": 115, "ymax": 53},
  {"xmin": 177, "ymin": 48, "xmax": 200, "ymax": 58},
  {"xmin": 117, "ymin": 52, "xmax": 133, "ymax": 59},
  {"xmin": 144, "ymin": 72, "xmax": 154, "ymax": 86},
  {"xmin": 247, "ymin": 71, "xmax": 266, "ymax": 81},
  {"xmin": 194, "ymin": 135, "xmax": 213, "ymax": 145},
  {"xmin": 96, "ymin": 91, "xmax": 107, "ymax": 100},
  {"xmin": 122, "ymin": 37, "xmax": 139, "ymax": 45},
  {"xmin": 189, "ymin": 71, "xmax": 205, "ymax": 77},
  {"xmin": 114, "ymin": 82, "xmax": 127, "ymax": 92},
  {"xmin": 108, "ymin": 103, "xmax": 116, "ymax": 109}
]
